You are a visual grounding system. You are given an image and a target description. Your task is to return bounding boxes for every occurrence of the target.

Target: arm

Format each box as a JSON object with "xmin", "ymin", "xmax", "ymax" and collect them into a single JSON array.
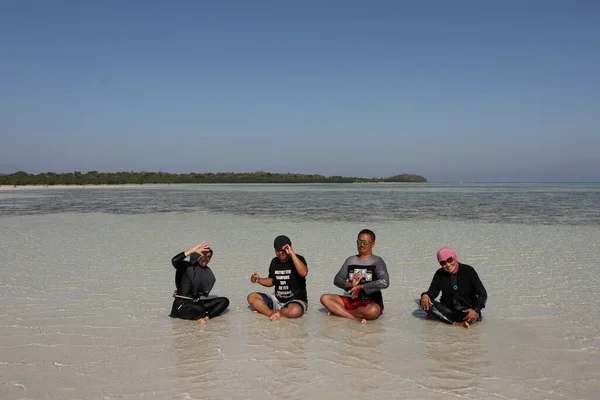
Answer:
[
  {"xmin": 460, "ymin": 268, "xmax": 488, "ymax": 323},
  {"xmin": 171, "ymin": 252, "xmax": 188, "ymax": 269},
  {"xmin": 282, "ymin": 244, "xmax": 308, "ymax": 277},
  {"xmin": 172, "ymin": 242, "xmax": 211, "ymax": 269},
  {"xmin": 250, "ymin": 259, "xmax": 276, "ymax": 287},
  {"xmin": 361, "ymin": 257, "xmax": 390, "ymax": 294},
  {"xmin": 423, "ymin": 271, "xmax": 441, "ymax": 300},
  {"xmin": 250, "ymin": 273, "xmax": 274, "ymax": 287},
  {"xmin": 420, "ymin": 271, "xmax": 441, "ymax": 310},
  {"xmin": 333, "ymin": 258, "xmax": 353, "ymax": 290},
  {"xmin": 470, "ymin": 268, "xmax": 487, "ymax": 313}
]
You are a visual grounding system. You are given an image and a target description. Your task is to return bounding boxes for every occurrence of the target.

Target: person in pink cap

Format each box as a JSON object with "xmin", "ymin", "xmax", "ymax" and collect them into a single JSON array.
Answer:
[{"xmin": 419, "ymin": 247, "xmax": 487, "ymax": 328}]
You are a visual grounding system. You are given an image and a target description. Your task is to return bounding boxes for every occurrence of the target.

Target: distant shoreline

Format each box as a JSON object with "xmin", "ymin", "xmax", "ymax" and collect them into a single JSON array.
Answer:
[
  {"xmin": 0, "ymin": 184, "xmax": 152, "ymax": 190},
  {"xmin": 0, "ymin": 182, "xmax": 426, "ymax": 191},
  {"xmin": 0, "ymin": 171, "xmax": 428, "ymax": 186}
]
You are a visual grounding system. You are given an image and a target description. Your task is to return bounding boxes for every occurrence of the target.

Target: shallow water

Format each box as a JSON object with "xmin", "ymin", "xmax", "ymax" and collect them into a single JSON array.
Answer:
[
  {"xmin": 1, "ymin": 186, "xmax": 599, "ymax": 399},
  {"xmin": 2, "ymin": 182, "xmax": 600, "ymax": 225}
]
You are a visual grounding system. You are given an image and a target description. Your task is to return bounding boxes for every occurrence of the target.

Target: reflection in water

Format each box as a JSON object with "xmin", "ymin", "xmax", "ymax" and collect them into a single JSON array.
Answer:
[
  {"xmin": 170, "ymin": 317, "xmax": 234, "ymax": 394},
  {"xmin": 247, "ymin": 317, "xmax": 309, "ymax": 368},
  {"xmin": 315, "ymin": 316, "xmax": 385, "ymax": 393},
  {"xmin": 419, "ymin": 323, "xmax": 490, "ymax": 396},
  {"xmin": 243, "ymin": 316, "xmax": 311, "ymax": 399}
]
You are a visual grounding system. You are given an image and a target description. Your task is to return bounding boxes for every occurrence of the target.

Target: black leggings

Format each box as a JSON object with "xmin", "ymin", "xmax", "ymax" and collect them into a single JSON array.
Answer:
[
  {"xmin": 170, "ymin": 297, "xmax": 230, "ymax": 320},
  {"xmin": 426, "ymin": 300, "xmax": 481, "ymax": 324}
]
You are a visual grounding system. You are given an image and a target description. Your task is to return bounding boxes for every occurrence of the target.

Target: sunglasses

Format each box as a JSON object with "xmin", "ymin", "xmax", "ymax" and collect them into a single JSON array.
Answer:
[
  {"xmin": 356, "ymin": 239, "xmax": 372, "ymax": 245},
  {"xmin": 439, "ymin": 257, "xmax": 454, "ymax": 267}
]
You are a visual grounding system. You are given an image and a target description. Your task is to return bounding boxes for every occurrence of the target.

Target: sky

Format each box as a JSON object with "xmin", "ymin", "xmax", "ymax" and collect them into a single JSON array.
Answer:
[{"xmin": 1, "ymin": 0, "xmax": 599, "ymax": 182}]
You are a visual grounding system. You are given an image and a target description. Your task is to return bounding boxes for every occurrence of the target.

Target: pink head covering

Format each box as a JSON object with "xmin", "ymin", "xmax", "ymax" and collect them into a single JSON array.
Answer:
[
  {"xmin": 436, "ymin": 247, "xmax": 457, "ymax": 262},
  {"xmin": 437, "ymin": 247, "xmax": 459, "ymax": 273}
]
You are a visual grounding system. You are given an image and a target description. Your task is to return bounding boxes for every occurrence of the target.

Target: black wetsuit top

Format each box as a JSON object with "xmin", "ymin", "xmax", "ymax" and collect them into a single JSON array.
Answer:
[
  {"xmin": 171, "ymin": 252, "xmax": 216, "ymax": 298},
  {"xmin": 169, "ymin": 252, "xmax": 229, "ymax": 320},
  {"xmin": 422, "ymin": 263, "xmax": 487, "ymax": 313}
]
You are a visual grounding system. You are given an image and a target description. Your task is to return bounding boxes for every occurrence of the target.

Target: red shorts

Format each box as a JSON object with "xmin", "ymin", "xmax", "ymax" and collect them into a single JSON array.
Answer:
[{"xmin": 339, "ymin": 296, "xmax": 383, "ymax": 315}]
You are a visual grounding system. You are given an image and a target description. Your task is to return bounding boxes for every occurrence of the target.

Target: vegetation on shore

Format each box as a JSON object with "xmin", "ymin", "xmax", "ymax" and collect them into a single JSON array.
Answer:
[{"xmin": 0, "ymin": 171, "xmax": 428, "ymax": 186}]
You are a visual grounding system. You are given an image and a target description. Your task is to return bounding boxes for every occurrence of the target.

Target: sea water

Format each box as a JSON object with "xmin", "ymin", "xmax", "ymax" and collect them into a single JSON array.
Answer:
[{"xmin": 0, "ymin": 183, "xmax": 598, "ymax": 399}]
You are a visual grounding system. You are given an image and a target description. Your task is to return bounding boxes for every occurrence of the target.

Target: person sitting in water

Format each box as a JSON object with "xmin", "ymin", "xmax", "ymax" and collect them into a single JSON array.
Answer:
[
  {"xmin": 169, "ymin": 242, "xmax": 230, "ymax": 324},
  {"xmin": 247, "ymin": 235, "xmax": 308, "ymax": 321},
  {"xmin": 419, "ymin": 247, "xmax": 488, "ymax": 328},
  {"xmin": 320, "ymin": 229, "xmax": 390, "ymax": 323}
]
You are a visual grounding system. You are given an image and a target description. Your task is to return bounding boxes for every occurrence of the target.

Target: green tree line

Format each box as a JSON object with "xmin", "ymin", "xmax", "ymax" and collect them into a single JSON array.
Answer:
[{"xmin": 0, "ymin": 171, "xmax": 428, "ymax": 186}]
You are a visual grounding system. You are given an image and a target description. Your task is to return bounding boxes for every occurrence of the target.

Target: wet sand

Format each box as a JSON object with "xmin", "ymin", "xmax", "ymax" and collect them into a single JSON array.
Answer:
[{"xmin": 1, "ymin": 212, "xmax": 599, "ymax": 399}]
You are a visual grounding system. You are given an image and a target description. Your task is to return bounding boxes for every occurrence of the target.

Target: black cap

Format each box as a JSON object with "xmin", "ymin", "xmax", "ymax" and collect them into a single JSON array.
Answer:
[{"xmin": 273, "ymin": 235, "xmax": 292, "ymax": 249}]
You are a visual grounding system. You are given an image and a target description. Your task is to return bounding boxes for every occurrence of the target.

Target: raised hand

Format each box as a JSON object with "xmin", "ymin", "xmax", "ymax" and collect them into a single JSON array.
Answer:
[
  {"xmin": 193, "ymin": 242, "xmax": 211, "ymax": 254},
  {"xmin": 281, "ymin": 244, "xmax": 294, "ymax": 256},
  {"xmin": 352, "ymin": 270, "xmax": 362, "ymax": 287}
]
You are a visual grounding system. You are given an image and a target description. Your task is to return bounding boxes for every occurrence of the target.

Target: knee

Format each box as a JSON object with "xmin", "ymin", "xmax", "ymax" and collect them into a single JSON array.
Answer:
[
  {"xmin": 221, "ymin": 297, "xmax": 230, "ymax": 309},
  {"xmin": 286, "ymin": 304, "xmax": 303, "ymax": 318},
  {"xmin": 247, "ymin": 292, "xmax": 260, "ymax": 305},
  {"xmin": 364, "ymin": 304, "xmax": 382, "ymax": 319},
  {"xmin": 320, "ymin": 294, "xmax": 332, "ymax": 305}
]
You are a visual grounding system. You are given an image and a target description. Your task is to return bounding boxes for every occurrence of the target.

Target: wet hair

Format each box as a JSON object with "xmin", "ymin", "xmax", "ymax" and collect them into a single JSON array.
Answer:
[{"xmin": 358, "ymin": 229, "xmax": 375, "ymax": 242}]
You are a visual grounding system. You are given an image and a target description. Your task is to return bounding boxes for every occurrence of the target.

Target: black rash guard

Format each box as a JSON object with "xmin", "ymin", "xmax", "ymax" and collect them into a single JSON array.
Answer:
[
  {"xmin": 169, "ymin": 252, "xmax": 229, "ymax": 320},
  {"xmin": 171, "ymin": 251, "xmax": 216, "ymax": 298},
  {"xmin": 422, "ymin": 263, "xmax": 487, "ymax": 313}
]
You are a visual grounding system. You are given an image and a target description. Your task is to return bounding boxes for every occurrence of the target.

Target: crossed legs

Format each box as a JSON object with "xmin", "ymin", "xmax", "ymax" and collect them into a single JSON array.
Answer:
[
  {"xmin": 320, "ymin": 294, "xmax": 381, "ymax": 323},
  {"xmin": 247, "ymin": 292, "xmax": 305, "ymax": 321}
]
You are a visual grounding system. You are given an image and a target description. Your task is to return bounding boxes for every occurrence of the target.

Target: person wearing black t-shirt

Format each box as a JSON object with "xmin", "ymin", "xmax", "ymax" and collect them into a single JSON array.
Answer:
[
  {"xmin": 247, "ymin": 235, "xmax": 308, "ymax": 321},
  {"xmin": 420, "ymin": 247, "xmax": 487, "ymax": 328},
  {"xmin": 170, "ymin": 242, "xmax": 229, "ymax": 324}
]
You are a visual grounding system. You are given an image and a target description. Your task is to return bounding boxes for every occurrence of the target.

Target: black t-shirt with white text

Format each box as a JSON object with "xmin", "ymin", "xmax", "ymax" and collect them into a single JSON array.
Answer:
[{"xmin": 268, "ymin": 254, "xmax": 308, "ymax": 303}]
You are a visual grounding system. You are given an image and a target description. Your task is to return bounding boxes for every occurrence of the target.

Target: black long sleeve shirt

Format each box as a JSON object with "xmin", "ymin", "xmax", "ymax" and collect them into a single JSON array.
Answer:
[
  {"xmin": 171, "ymin": 252, "xmax": 216, "ymax": 298},
  {"xmin": 423, "ymin": 263, "xmax": 487, "ymax": 313}
]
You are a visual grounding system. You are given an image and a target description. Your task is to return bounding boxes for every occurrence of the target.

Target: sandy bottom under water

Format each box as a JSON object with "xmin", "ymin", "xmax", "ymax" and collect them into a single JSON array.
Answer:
[{"xmin": 1, "ymin": 212, "xmax": 599, "ymax": 399}]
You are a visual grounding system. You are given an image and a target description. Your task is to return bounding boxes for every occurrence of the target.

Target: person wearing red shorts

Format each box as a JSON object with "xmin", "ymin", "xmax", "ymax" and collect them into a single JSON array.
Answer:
[{"xmin": 320, "ymin": 229, "xmax": 389, "ymax": 323}]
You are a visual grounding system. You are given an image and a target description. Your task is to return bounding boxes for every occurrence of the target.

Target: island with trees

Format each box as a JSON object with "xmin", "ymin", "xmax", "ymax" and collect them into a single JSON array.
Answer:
[{"xmin": 0, "ymin": 171, "xmax": 428, "ymax": 186}]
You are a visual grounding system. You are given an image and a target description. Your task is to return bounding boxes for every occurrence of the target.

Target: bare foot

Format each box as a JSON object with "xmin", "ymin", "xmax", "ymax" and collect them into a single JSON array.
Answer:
[
  {"xmin": 453, "ymin": 321, "xmax": 470, "ymax": 329},
  {"xmin": 360, "ymin": 319, "xmax": 367, "ymax": 324},
  {"xmin": 327, "ymin": 312, "xmax": 332, "ymax": 316},
  {"xmin": 197, "ymin": 317, "xmax": 208, "ymax": 325},
  {"xmin": 269, "ymin": 312, "xmax": 281, "ymax": 321}
]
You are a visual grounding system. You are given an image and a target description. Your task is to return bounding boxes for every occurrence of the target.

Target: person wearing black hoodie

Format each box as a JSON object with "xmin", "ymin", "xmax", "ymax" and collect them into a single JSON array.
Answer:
[{"xmin": 170, "ymin": 242, "xmax": 229, "ymax": 324}]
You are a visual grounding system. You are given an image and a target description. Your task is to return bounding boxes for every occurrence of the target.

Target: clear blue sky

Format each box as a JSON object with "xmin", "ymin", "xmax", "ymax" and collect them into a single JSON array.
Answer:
[{"xmin": 1, "ymin": 0, "xmax": 599, "ymax": 182}]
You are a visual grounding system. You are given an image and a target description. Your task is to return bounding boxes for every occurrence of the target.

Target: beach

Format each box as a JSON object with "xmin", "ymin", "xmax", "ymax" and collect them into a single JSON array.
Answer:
[{"xmin": 1, "ymin": 185, "xmax": 599, "ymax": 399}]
